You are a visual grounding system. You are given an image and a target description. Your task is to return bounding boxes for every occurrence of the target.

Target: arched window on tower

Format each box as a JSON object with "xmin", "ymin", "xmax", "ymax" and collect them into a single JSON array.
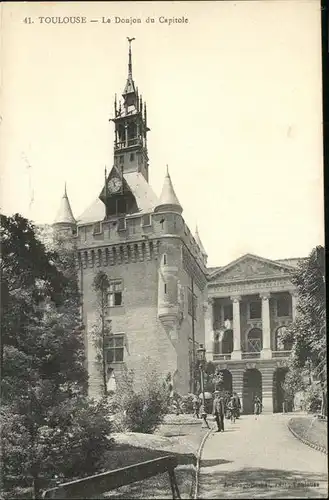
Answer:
[
  {"xmin": 118, "ymin": 125, "xmax": 125, "ymax": 144},
  {"xmin": 127, "ymin": 122, "xmax": 137, "ymax": 142}
]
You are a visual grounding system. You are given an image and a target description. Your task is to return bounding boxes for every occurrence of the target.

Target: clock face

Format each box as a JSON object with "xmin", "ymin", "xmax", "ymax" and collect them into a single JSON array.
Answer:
[{"xmin": 108, "ymin": 177, "xmax": 122, "ymax": 193}]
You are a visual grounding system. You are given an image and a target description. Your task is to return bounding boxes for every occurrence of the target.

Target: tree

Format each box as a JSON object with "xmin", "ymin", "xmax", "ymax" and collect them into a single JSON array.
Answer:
[
  {"xmin": 0, "ymin": 214, "xmax": 112, "ymax": 498},
  {"xmin": 92, "ymin": 271, "xmax": 111, "ymax": 397},
  {"xmin": 283, "ymin": 246, "xmax": 327, "ymax": 416},
  {"xmin": 203, "ymin": 362, "xmax": 224, "ymax": 392}
]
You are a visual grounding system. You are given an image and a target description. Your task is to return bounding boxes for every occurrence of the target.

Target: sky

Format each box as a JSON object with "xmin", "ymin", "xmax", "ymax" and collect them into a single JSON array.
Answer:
[{"xmin": 0, "ymin": 0, "xmax": 324, "ymax": 267}]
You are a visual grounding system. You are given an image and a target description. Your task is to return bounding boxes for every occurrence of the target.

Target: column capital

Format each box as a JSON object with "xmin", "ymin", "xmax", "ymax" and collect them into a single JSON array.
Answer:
[
  {"xmin": 230, "ymin": 295, "xmax": 242, "ymax": 303},
  {"xmin": 207, "ymin": 297, "xmax": 215, "ymax": 305},
  {"xmin": 289, "ymin": 289, "xmax": 298, "ymax": 297},
  {"xmin": 260, "ymin": 292, "xmax": 271, "ymax": 300}
]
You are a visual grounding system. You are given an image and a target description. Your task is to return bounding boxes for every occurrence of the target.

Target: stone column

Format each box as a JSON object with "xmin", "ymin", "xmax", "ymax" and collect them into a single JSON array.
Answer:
[
  {"xmin": 260, "ymin": 292, "xmax": 272, "ymax": 359},
  {"xmin": 259, "ymin": 365, "xmax": 275, "ymax": 413},
  {"xmin": 230, "ymin": 295, "xmax": 242, "ymax": 360},
  {"xmin": 217, "ymin": 304, "xmax": 225, "ymax": 354},
  {"xmin": 204, "ymin": 298, "xmax": 214, "ymax": 361},
  {"xmin": 290, "ymin": 290, "xmax": 298, "ymax": 321}
]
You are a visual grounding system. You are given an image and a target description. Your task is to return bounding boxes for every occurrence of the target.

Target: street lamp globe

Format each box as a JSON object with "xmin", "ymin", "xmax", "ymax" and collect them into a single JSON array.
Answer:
[{"xmin": 197, "ymin": 344, "xmax": 206, "ymax": 363}]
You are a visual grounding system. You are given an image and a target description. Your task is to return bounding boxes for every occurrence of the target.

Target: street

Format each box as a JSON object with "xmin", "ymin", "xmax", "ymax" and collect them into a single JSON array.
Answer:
[{"xmin": 198, "ymin": 414, "xmax": 328, "ymax": 499}]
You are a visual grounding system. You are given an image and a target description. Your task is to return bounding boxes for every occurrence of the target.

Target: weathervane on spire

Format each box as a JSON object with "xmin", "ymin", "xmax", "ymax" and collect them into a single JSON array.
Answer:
[{"xmin": 127, "ymin": 37, "xmax": 135, "ymax": 77}]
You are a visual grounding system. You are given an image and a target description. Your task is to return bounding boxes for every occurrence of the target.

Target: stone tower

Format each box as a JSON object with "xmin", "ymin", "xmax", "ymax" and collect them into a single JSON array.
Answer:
[{"xmin": 73, "ymin": 39, "xmax": 208, "ymax": 398}]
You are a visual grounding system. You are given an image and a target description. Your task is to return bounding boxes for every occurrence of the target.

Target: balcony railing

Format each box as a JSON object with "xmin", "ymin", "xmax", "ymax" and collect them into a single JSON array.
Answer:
[
  {"xmin": 213, "ymin": 354, "xmax": 232, "ymax": 361},
  {"xmin": 272, "ymin": 350, "xmax": 291, "ymax": 358},
  {"xmin": 241, "ymin": 352, "xmax": 261, "ymax": 359},
  {"xmin": 114, "ymin": 138, "xmax": 143, "ymax": 149}
]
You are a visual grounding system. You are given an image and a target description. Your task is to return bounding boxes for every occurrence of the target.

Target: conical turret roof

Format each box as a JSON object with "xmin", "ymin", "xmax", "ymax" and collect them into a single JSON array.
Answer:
[
  {"xmin": 155, "ymin": 167, "xmax": 183, "ymax": 214},
  {"xmin": 195, "ymin": 225, "xmax": 208, "ymax": 258},
  {"xmin": 53, "ymin": 184, "xmax": 76, "ymax": 225}
]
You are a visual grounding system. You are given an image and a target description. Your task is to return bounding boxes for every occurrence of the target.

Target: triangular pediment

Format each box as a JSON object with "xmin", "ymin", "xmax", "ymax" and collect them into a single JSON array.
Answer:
[{"xmin": 209, "ymin": 254, "xmax": 295, "ymax": 282}]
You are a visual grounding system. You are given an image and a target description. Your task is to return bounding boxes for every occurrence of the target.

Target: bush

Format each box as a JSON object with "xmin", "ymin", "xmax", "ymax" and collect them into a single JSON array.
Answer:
[
  {"xmin": 180, "ymin": 393, "xmax": 197, "ymax": 414},
  {"xmin": 2, "ymin": 396, "xmax": 113, "ymax": 497},
  {"xmin": 113, "ymin": 360, "xmax": 169, "ymax": 434},
  {"xmin": 303, "ymin": 384, "xmax": 322, "ymax": 413}
]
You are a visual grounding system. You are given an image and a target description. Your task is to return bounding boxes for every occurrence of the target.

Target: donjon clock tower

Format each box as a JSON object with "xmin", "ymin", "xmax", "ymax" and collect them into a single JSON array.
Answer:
[{"xmin": 53, "ymin": 39, "xmax": 208, "ymax": 398}]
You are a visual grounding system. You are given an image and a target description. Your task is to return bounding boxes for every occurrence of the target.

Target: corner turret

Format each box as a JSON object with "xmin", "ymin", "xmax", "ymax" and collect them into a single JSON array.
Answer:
[
  {"xmin": 154, "ymin": 166, "xmax": 183, "ymax": 215},
  {"xmin": 157, "ymin": 242, "xmax": 182, "ymax": 343},
  {"xmin": 53, "ymin": 183, "xmax": 77, "ymax": 237}
]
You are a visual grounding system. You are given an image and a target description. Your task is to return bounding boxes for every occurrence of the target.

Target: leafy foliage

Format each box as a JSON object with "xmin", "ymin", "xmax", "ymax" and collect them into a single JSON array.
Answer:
[
  {"xmin": 204, "ymin": 362, "xmax": 224, "ymax": 392},
  {"xmin": 114, "ymin": 359, "xmax": 169, "ymax": 434},
  {"xmin": 283, "ymin": 246, "xmax": 327, "ymax": 415}
]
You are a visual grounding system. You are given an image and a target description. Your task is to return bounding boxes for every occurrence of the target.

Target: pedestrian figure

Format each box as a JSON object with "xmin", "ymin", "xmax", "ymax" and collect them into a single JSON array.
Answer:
[
  {"xmin": 254, "ymin": 395, "xmax": 262, "ymax": 419},
  {"xmin": 212, "ymin": 390, "xmax": 225, "ymax": 432},
  {"xmin": 224, "ymin": 392, "xmax": 231, "ymax": 419},
  {"xmin": 193, "ymin": 397, "xmax": 200, "ymax": 419},
  {"xmin": 227, "ymin": 396, "xmax": 238, "ymax": 423},
  {"xmin": 200, "ymin": 401, "xmax": 210, "ymax": 428},
  {"xmin": 232, "ymin": 391, "xmax": 241, "ymax": 418},
  {"xmin": 282, "ymin": 398, "xmax": 289, "ymax": 414}
]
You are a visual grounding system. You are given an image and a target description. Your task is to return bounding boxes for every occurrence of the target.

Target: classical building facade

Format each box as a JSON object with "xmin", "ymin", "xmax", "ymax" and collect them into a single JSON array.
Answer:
[
  {"xmin": 205, "ymin": 254, "xmax": 301, "ymax": 413},
  {"xmin": 53, "ymin": 40, "xmax": 207, "ymax": 398}
]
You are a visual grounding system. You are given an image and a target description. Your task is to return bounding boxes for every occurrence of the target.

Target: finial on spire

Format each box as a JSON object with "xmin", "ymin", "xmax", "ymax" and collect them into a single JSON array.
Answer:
[
  {"xmin": 64, "ymin": 181, "xmax": 67, "ymax": 197},
  {"xmin": 166, "ymin": 164, "xmax": 169, "ymax": 176},
  {"xmin": 127, "ymin": 37, "xmax": 135, "ymax": 78}
]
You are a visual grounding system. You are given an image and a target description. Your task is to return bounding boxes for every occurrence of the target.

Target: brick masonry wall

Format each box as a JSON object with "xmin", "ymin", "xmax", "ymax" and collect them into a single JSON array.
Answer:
[{"xmin": 81, "ymin": 256, "xmax": 179, "ymax": 397}]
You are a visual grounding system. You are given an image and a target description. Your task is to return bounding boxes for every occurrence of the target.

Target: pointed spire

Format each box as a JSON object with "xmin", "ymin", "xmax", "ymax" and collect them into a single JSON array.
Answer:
[
  {"xmin": 123, "ymin": 37, "xmax": 136, "ymax": 95},
  {"xmin": 155, "ymin": 166, "xmax": 183, "ymax": 214},
  {"xmin": 195, "ymin": 225, "xmax": 208, "ymax": 260},
  {"xmin": 53, "ymin": 184, "xmax": 76, "ymax": 226},
  {"xmin": 128, "ymin": 37, "xmax": 134, "ymax": 78}
]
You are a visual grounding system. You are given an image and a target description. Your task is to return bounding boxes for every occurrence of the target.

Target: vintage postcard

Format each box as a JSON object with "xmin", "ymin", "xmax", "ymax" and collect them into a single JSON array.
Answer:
[{"xmin": 0, "ymin": 1, "xmax": 327, "ymax": 499}]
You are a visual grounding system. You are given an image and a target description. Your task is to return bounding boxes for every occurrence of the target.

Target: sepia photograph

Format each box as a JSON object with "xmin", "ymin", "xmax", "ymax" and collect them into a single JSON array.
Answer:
[{"xmin": 0, "ymin": 1, "xmax": 327, "ymax": 499}]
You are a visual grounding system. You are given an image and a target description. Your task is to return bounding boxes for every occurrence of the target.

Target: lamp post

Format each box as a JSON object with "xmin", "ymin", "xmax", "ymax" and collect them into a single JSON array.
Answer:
[{"xmin": 197, "ymin": 344, "xmax": 206, "ymax": 406}]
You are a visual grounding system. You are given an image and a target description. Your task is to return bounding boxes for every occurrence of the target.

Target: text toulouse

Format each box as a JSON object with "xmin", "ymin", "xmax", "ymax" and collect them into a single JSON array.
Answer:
[{"xmin": 38, "ymin": 16, "xmax": 189, "ymax": 26}]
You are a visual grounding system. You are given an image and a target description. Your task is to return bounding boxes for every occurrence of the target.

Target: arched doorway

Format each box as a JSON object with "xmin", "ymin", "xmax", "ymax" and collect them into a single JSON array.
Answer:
[
  {"xmin": 243, "ymin": 369, "xmax": 262, "ymax": 414},
  {"xmin": 273, "ymin": 367, "xmax": 292, "ymax": 412},
  {"xmin": 247, "ymin": 328, "xmax": 262, "ymax": 352},
  {"xmin": 222, "ymin": 330, "xmax": 233, "ymax": 354}
]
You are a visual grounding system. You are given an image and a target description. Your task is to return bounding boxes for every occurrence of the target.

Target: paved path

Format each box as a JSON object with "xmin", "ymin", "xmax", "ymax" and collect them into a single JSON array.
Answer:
[{"xmin": 198, "ymin": 414, "xmax": 328, "ymax": 498}]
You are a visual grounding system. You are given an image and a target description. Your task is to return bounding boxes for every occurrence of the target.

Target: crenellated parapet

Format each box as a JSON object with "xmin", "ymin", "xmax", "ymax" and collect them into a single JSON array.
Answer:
[
  {"xmin": 77, "ymin": 239, "xmax": 159, "ymax": 269},
  {"xmin": 77, "ymin": 211, "xmax": 207, "ymax": 269}
]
